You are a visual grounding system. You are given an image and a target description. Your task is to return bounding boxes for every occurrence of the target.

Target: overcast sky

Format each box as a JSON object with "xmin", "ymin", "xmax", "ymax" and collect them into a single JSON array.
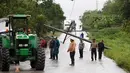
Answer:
[{"xmin": 55, "ymin": 0, "xmax": 108, "ymax": 25}]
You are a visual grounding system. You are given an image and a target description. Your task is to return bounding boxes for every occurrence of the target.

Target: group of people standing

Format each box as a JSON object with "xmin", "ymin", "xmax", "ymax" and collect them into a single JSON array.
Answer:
[
  {"xmin": 48, "ymin": 33, "xmax": 105, "ymax": 66},
  {"xmin": 66, "ymin": 33, "xmax": 105, "ymax": 66},
  {"xmin": 79, "ymin": 33, "xmax": 105, "ymax": 61},
  {"xmin": 67, "ymin": 38, "xmax": 105, "ymax": 66},
  {"xmin": 49, "ymin": 37, "xmax": 60, "ymax": 60},
  {"xmin": 90, "ymin": 39, "xmax": 105, "ymax": 61}
]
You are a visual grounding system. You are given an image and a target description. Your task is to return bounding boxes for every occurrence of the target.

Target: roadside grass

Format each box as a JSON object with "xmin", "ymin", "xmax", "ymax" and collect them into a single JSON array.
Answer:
[{"xmin": 88, "ymin": 27, "xmax": 130, "ymax": 72}]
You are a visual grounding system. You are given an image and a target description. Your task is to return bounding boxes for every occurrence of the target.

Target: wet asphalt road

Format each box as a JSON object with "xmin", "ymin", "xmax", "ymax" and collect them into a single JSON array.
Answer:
[{"xmin": 0, "ymin": 31, "xmax": 126, "ymax": 73}]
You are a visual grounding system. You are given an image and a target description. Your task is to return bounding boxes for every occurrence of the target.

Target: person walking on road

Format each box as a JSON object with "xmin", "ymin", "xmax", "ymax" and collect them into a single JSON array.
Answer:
[
  {"xmin": 67, "ymin": 39, "xmax": 76, "ymax": 66},
  {"xmin": 90, "ymin": 39, "xmax": 97, "ymax": 61},
  {"xmin": 53, "ymin": 37, "xmax": 60, "ymax": 60},
  {"xmin": 80, "ymin": 32, "xmax": 84, "ymax": 38},
  {"xmin": 98, "ymin": 40, "xmax": 105, "ymax": 60},
  {"xmin": 49, "ymin": 37, "xmax": 55, "ymax": 59},
  {"xmin": 78, "ymin": 40, "xmax": 84, "ymax": 58}
]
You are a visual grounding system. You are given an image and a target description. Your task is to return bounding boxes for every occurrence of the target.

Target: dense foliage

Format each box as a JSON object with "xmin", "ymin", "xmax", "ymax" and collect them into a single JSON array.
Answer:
[
  {"xmin": 81, "ymin": 0, "xmax": 130, "ymax": 32},
  {"xmin": 81, "ymin": 11, "xmax": 122, "ymax": 30}
]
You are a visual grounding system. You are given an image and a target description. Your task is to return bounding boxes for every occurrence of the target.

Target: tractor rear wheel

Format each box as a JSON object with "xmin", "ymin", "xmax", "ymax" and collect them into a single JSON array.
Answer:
[
  {"xmin": 1, "ymin": 48, "xmax": 10, "ymax": 71},
  {"xmin": 35, "ymin": 48, "xmax": 45, "ymax": 71}
]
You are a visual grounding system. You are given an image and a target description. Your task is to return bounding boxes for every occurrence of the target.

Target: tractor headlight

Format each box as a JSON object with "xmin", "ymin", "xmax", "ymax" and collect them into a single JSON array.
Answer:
[
  {"xmin": 24, "ymin": 44, "xmax": 28, "ymax": 47},
  {"xmin": 19, "ymin": 44, "xmax": 23, "ymax": 47}
]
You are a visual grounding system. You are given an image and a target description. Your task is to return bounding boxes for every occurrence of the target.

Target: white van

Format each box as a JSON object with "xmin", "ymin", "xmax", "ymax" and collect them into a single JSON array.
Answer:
[{"xmin": 63, "ymin": 19, "xmax": 72, "ymax": 30}]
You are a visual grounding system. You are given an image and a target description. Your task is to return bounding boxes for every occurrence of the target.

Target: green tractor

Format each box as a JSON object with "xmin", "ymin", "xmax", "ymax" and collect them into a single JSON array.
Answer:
[{"xmin": 0, "ymin": 14, "xmax": 45, "ymax": 71}]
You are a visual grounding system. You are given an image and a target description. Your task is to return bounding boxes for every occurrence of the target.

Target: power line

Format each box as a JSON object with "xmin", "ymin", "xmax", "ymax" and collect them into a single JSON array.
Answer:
[
  {"xmin": 96, "ymin": 0, "xmax": 98, "ymax": 10},
  {"xmin": 69, "ymin": 0, "xmax": 76, "ymax": 18}
]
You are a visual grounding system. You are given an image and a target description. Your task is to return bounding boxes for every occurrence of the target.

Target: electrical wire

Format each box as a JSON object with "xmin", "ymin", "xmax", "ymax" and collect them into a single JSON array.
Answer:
[{"xmin": 69, "ymin": 0, "xmax": 76, "ymax": 18}]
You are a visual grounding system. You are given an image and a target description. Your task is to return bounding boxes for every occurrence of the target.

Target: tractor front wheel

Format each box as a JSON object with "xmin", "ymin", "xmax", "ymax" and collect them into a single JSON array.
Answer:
[
  {"xmin": 30, "ymin": 60, "xmax": 36, "ymax": 68},
  {"xmin": 30, "ymin": 49, "xmax": 36, "ymax": 68},
  {"xmin": 1, "ymin": 48, "xmax": 10, "ymax": 71},
  {"xmin": 35, "ymin": 48, "xmax": 45, "ymax": 71}
]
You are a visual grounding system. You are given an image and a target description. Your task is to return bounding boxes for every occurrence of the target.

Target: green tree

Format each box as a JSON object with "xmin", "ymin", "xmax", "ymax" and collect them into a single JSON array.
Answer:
[
  {"xmin": 81, "ymin": 10, "xmax": 122, "ymax": 30},
  {"xmin": 81, "ymin": 0, "xmax": 130, "ymax": 32},
  {"xmin": 40, "ymin": 1, "xmax": 65, "ymax": 28},
  {"xmin": 36, "ymin": 14, "xmax": 47, "ymax": 37}
]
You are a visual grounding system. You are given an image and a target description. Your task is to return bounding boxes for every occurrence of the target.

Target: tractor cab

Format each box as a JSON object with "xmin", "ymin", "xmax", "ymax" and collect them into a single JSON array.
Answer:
[
  {"xmin": 8, "ymin": 15, "xmax": 31, "ymax": 33},
  {"xmin": 7, "ymin": 15, "xmax": 31, "ymax": 56}
]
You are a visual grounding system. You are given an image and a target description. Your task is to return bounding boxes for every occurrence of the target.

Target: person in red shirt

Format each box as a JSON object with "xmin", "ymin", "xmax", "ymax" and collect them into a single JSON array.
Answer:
[{"xmin": 40, "ymin": 38, "xmax": 47, "ymax": 48}]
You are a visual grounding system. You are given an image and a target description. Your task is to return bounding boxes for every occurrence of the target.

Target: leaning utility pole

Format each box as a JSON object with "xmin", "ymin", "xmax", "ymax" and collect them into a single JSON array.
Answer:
[{"xmin": 43, "ymin": 24, "xmax": 109, "ymax": 49}]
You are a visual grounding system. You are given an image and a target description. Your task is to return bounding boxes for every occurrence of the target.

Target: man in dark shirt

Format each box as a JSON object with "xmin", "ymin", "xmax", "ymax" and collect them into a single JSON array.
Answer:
[
  {"xmin": 98, "ymin": 40, "xmax": 105, "ymax": 60},
  {"xmin": 49, "ymin": 37, "xmax": 55, "ymax": 59}
]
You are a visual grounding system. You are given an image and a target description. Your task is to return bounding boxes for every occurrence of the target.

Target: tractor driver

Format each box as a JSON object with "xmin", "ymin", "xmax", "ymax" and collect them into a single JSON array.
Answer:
[{"xmin": 23, "ymin": 28, "xmax": 31, "ymax": 34}]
